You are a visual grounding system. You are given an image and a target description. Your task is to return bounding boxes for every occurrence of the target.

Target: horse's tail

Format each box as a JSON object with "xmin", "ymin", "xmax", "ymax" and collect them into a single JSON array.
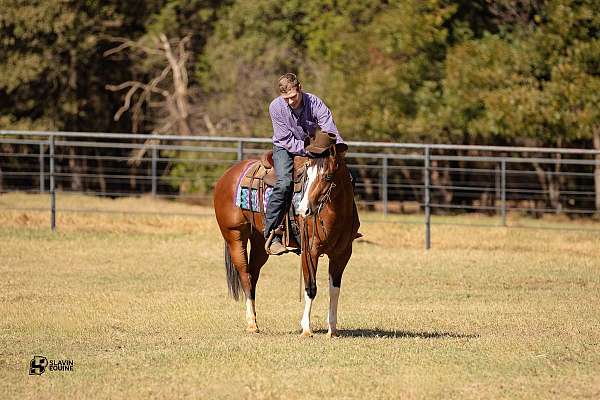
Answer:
[{"xmin": 224, "ymin": 242, "xmax": 242, "ymax": 301}]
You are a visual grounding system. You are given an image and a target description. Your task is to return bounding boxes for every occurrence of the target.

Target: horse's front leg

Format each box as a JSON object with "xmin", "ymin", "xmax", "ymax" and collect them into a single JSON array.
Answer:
[
  {"xmin": 300, "ymin": 250, "xmax": 319, "ymax": 337},
  {"xmin": 327, "ymin": 276, "xmax": 341, "ymax": 338},
  {"xmin": 327, "ymin": 246, "xmax": 352, "ymax": 338}
]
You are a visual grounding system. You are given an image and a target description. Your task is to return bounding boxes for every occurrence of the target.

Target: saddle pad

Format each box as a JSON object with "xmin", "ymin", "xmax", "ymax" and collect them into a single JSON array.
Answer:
[{"xmin": 235, "ymin": 186, "xmax": 304, "ymax": 214}]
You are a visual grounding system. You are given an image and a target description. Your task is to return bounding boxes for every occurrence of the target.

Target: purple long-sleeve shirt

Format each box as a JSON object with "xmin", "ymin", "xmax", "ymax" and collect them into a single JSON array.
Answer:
[{"xmin": 269, "ymin": 92, "xmax": 344, "ymax": 156}]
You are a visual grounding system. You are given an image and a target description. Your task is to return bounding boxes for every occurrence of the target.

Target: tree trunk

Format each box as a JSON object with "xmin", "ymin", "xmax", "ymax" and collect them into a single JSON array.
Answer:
[
  {"xmin": 549, "ymin": 152, "xmax": 562, "ymax": 214},
  {"xmin": 95, "ymin": 150, "xmax": 106, "ymax": 194},
  {"xmin": 398, "ymin": 160, "xmax": 420, "ymax": 204},
  {"xmin": 129, "ymin": 165, "xmax": 137, "ymax": 190},
  {"xmin": 69, "ymin": 147, "xmax": 83, "ymax": 191},
  {"xmin": 593, "ymin": 127, "xmax": 600, "ymax": 213},
  {"xmin": 356, "ymin": 164, "xmax": 375, "ymax": 211},
  {"xmin": 532, "ymin": 161, "xmax": 547, "ymax": 218},
  {"xmin": 161, "ymin": 34, "xmax": 192, "ymax": 136},
  {"xmin": 430, "ymin": 158, "xmax": 453, "ymax": 207},
  {"xmin": 457, "ymin": 150, "xmax": 468, "ymax": 207}
]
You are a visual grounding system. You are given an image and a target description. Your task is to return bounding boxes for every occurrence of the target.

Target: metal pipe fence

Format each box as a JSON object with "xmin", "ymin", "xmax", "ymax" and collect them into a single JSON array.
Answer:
[{"xmin": 1, "ymin": 130, "xmax": 600, "ymax": 247}]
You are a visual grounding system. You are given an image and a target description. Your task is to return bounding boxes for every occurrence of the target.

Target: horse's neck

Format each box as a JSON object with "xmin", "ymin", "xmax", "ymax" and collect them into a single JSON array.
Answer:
[
  {"xmin": 334, "ymin": 160, "xmax": 351, "ymax": 189},
  {"xmin": 326, "ymin": 162, "xmax": 353, "ymax": 211}
]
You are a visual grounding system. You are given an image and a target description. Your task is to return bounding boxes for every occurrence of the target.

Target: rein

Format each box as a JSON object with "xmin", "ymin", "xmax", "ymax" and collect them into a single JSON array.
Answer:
[{"xmin": 300, "ymin": 160, "xmax": 339, "ymax": 290}]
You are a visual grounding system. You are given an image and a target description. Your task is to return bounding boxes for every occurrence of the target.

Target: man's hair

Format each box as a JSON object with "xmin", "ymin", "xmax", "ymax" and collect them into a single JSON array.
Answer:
[{"xmin": 278, "ymin": 73, "xmax": 300, "ymax": 94}]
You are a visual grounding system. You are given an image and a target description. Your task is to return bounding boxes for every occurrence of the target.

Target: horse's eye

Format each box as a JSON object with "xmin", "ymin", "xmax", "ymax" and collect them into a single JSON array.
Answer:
[{"xmin": 324, "ymin": 174, "xmax": 334, "ymax": 182}]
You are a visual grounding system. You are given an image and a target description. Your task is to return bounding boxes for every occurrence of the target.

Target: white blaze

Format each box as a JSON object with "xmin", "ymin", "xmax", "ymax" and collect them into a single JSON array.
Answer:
[{"xmin": 298, "ymin": 160, "xmax": 322, "ymax": 216}]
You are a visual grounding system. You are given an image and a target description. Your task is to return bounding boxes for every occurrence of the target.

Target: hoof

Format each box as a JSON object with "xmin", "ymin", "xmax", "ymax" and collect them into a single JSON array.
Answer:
[
  {"xmin": 327, "ymin": 330, "xmax": 339, "ymax": 338},
  {"xmin": 300, "ymin": 330, "xmax": 313, "ymax": 338},
  {"xmin": 246, "ymin": 325, "xmax": 260, "ymax": 334}
]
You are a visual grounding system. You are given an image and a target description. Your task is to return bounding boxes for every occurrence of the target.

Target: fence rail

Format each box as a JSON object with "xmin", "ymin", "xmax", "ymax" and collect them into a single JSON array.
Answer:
[{"xmin": 1, "ymin": 130, "xmax": 599, "ymax": 247}]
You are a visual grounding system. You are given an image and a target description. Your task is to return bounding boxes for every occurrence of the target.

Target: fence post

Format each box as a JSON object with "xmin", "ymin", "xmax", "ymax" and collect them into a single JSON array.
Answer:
[
  {"xmin": 39, "ymin": 143, "xmax": 45, "ymax": 193},
  {"xmin": 237, "ymin": 141, "xmax": 244, "ymax": 161},
  {"xmin": 50, "ymin": 135, "xmax": 56, "ymax": 231},
  {"xmin": 151, "ymin": 144, "xmax": 157, "ymax": 197},
  {"xmin": 501, "ymin": 159, "xmax": 507, "ymax": 226},
  {"xmin": 382, "ymin": 156, "xmax": 388, "ymax": 216},
  {"xmin": 424, "ymin": 146, "xmax": 431, "ymax": 250}
]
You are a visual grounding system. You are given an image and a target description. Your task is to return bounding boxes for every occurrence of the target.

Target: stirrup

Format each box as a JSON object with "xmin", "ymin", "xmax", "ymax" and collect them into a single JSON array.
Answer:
[
  {"xmin": 267, "ymin": 240, "xmax": 288, "ymax": 256},
  {"xmin": 265, "ymin": 228, "xmax": 287, "ymax": 255}
]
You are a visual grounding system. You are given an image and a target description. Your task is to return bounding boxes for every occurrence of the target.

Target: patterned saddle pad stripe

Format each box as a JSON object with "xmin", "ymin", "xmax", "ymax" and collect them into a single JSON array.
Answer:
[{"xmin": 235, "ymin": 186, "xmax": 303, "ymax": 214}]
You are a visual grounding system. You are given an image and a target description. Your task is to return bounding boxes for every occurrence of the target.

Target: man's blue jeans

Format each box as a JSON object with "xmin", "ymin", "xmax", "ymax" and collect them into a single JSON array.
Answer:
[{"xmin": 264, "ymin": 146, "xmax": 294, "ymax": 240}]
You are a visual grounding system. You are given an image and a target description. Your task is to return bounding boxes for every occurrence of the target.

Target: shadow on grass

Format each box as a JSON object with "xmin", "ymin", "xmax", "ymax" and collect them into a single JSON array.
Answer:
[{"xmin": 314, "ymin": 328, "xmax": 479, "ymax": 339}]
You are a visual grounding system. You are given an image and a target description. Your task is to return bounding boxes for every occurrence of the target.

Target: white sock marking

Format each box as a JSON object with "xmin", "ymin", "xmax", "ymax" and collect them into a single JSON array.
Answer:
[
  {"xmin": 328, "ymin": 276, "xmax": 340, "ymax": 334},
  {"xmin": 245, "ymin": 298, "xmax": 256, "ymax": 325},
  {"xmin": 301, "ymin": 291, "xmax": 314, "ymax": 333}
]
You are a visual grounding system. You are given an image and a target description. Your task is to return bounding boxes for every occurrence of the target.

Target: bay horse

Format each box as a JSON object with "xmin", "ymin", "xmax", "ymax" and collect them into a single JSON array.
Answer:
[{"xmin": 213, "ymin": 142, "xmax": 360, "ymax": 337}]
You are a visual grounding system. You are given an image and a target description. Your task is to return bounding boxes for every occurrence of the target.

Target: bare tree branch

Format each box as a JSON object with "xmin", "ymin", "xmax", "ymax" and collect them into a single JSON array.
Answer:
[
  {"xmin": 106, "ymin": 82, "xmax": 143, "ymax": 121},
  {"xmin": 104, "ymin": 33, "xmax": 196, "ymax": 169},
  {"xmin": 103, "ymin": 36, "xmax": 163, "ymax": 57},
  {"xmin": 159, "ymin": 33, "xmax": 192, "ymax": 135},
  {"xmin": 203, "ymin": 114, "xmax": 217, "ymax": 135},
  {"xmin": 105, "ymin": 34, "xmax": 193, "ymax": 135}
]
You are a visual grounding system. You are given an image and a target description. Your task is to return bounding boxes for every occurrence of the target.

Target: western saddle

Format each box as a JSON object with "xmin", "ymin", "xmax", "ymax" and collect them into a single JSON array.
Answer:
[
  {"xmin": 239, "ymin": 151, "xmax": 309, "ymax": 253},
  {"xmin": 241, "ymin": 151, "xmax": 308, "ymax": 193}
]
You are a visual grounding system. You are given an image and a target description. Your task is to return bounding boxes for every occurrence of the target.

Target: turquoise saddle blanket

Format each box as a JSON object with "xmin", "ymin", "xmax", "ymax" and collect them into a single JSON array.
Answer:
[{"xmin": 235, "ymin": 185, "xmax": 303, "ymax": 214}]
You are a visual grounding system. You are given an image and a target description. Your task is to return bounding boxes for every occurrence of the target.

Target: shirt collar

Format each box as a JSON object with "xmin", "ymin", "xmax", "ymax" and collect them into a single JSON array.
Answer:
[{"xmin": 288, "ymin": 93, "xmax": 305, "ymax": 116}]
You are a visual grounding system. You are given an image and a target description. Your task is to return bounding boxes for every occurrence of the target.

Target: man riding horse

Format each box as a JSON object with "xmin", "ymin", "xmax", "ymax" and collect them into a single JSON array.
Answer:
[
  {"xmin": 213, "ymin": 73, "xmax": 360, "ymax": 335},
  {"xmin": 264, "ymin": 73, "xmax": 345, "ymax": 255}
]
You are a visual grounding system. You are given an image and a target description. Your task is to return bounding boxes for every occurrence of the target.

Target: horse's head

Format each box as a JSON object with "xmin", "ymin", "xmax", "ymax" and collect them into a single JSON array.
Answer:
[{"xmin": 302, "ymin": 142, "xmax": 348, "ymax": 216}]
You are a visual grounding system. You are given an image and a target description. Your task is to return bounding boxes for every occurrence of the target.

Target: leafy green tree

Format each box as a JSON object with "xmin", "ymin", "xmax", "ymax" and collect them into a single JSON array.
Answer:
[
  {"xmin": 197, "ymin": 0, "xmax": 310, "ymax": 136},
  {"xmin": 416, "ymin": 0, "xmax": 598, "ymax": 146},
  {"xmin": 316, "ymin": 0, "xmax": 455, "ymax": 141},
  {"xmin": 198, "ymin": 0, "xmax": 455, "ymax": 142},
  {"xmin": 414, "ymin": 0, "xmax": 599, "ymax": 209},
  {"xmin": 2, "ymin": 0, "xmax": 598, "ymax": 208},
  {"xmin": 0, "ymin": 0, "xmax": 162, "ymax": 131}
]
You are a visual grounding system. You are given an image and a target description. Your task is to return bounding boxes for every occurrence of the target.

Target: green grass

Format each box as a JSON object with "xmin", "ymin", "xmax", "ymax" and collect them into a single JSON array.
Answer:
[{"xmin": 1, "ymin": 193, "xmax": 600, "ymax": 399}]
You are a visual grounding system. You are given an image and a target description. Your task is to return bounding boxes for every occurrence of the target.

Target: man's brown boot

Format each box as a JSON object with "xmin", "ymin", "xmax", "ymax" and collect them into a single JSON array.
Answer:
[{"xmin": 268, "ymin": 237, "xmax": 288, "ymax": 255}]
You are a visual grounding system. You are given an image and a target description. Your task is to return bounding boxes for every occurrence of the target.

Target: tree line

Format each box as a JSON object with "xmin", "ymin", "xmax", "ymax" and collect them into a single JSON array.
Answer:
[{"xmin": 1, "ymin": 0, "xmax": 599, "ymax": 211}]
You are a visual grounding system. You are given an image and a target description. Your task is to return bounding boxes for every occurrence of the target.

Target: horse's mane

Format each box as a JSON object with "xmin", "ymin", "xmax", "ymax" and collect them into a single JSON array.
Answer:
[{"xmin": 307, "ymin": 156, "xmax": 328, "ymax": 170}]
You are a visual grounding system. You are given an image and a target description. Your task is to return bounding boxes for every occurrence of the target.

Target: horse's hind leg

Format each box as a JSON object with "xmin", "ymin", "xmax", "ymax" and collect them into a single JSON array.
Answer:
[
  {"xmin": 247, "ymin": 232, "xmax": 269, "ymax": 326},
  {"xmin": 327, "ymin": 247, "xmax": 352, "ymax": 338},
  {"xmin": 224, "ymin": 229, "xmax": 260, "ymax": 333}
]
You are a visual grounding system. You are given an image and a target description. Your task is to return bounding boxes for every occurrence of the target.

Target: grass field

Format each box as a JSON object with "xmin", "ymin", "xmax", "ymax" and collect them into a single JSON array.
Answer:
[{"xmin": 1, "ymin": 193, "xmax": 600, "ymax": 399}]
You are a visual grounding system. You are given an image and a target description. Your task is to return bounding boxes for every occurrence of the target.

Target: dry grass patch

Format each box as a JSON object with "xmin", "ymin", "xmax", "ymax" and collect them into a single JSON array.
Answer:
[{"xmin": 1, "ymin": 193, "xmax": 600, "ymax": 399}]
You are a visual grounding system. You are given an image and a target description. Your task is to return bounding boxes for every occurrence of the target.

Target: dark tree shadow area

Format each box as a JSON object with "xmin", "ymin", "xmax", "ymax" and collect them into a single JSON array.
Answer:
[{"xmin": 313, "ymin": 328, "xmax": 479, "ymax": 339}]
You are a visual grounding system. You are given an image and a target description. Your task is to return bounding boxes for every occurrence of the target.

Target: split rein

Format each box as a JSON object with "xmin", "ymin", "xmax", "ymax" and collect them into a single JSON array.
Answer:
[{"xmin": 300, "ymin": 158, "xmax": 339, "ymax": 280}]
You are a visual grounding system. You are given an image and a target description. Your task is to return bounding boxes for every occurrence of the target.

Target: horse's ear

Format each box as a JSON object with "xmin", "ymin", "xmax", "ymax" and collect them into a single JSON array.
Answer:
[{"xmin": 335, "ymin": 143, "xmax": 348, "ymax": 155}]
